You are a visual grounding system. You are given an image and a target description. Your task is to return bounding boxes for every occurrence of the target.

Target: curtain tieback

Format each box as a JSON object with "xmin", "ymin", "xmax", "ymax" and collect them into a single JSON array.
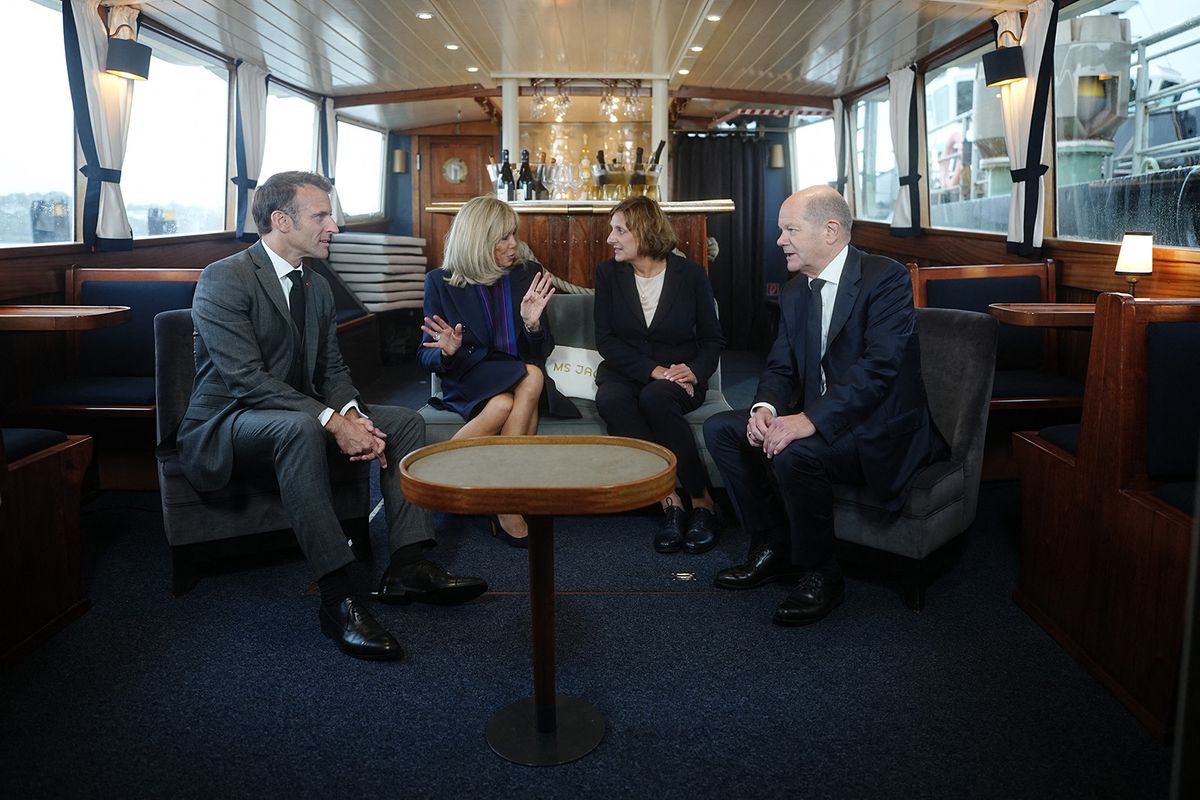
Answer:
[
  {"xmin": 230, "ymin": 175, "xmax": 258, "ymax": 189},
  {"xmin": 898, "ymin": 172, "xmax": 921, "ymax": 187},
  {"xmin": 1009, "ymin": 164, "xmax": 1049, "ymax": 184},
  {"xmin": 79, "ymin": 164, "xmax": 122, "ymax": 183}
]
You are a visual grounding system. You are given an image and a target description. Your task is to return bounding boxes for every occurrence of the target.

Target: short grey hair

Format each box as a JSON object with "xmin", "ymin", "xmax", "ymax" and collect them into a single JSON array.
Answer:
[
  {"xmin": 802, "ymin": 188, "xmax": 853, "ymax": 242},
  {"xmin": 440, "ymin": 195, "xmax": 519, "ymax": 287}
]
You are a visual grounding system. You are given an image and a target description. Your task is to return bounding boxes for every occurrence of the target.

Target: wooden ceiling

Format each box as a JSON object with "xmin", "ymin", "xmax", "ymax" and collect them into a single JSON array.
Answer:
[{"xmin": 136, "ymin": 0, "xmax": 1005, "ymax": 130}]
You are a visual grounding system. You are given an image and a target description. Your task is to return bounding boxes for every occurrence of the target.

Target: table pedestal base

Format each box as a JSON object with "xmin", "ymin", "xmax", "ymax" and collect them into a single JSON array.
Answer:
[{"xmin": 486, "ymin": 694, "xmax": 605, "ymax": 765}]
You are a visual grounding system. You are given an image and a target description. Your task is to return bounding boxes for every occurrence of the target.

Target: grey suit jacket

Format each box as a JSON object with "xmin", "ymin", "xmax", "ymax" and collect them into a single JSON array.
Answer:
[{"xmin": 178, "ymin": 241, "xmax": 359, "ymax": 492}]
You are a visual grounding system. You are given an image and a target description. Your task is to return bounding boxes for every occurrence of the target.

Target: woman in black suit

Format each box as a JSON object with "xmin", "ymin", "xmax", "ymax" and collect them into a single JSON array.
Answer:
[
  {"xmin": 420, "ymin": 195, "xmax": 576, "ymax": 545},
  {"xmin": 594, "ymin": 195, "xmax": 725, "ymax": 554}
]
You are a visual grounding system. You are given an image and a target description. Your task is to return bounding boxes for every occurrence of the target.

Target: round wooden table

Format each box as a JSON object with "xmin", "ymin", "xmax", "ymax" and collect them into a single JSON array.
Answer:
[{"xmin": 400, "ymin": 435, "xmax": 675, "ymax": 766}]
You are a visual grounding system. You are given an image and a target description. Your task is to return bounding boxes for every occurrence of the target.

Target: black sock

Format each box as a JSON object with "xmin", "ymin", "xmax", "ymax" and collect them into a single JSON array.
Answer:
[
  {"xmin": 317, "ymin": 567, "xmax": 354, "ymax": 608},
  {"xmin": 388, "ymin": 543, "xmax": 426, "ymax": 575}
]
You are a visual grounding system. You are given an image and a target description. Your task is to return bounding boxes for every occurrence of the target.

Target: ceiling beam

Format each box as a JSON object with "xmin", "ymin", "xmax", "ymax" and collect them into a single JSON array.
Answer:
[
  {"xmin": 335, "ymin": 84, "xmax": 491, "ymax": 108},
  {"xmin": 671, "ymin": 86, "xmax": 832, "ymax": 110}
]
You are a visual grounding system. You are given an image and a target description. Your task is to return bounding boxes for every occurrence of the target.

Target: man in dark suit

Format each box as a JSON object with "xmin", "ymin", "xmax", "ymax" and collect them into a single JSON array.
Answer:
[
  {"xmin": 704, "ymin": 186, "xmax": 937, "ymax": 626},
  {"xmin": 179, "ymin": 171, "xmax": 486, "ymax": 661}
]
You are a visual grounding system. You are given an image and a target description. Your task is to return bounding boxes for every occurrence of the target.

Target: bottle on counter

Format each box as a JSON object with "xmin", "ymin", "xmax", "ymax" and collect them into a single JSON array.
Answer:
[
  {"xmin": 646, "ymin": 140, "xmax": 666, "ymax": 201},
  {"xmin": 534, "ymin": 151, "xmax": 550, "ymax": 200},
  {"xmin": 629, "ymin": 146, "xmax": 646, "ymax": 197},
  {"xmin": 593, "ymin": 150, "xmax": 608, "ymax": 201},
  {"xmin": 497, "ymin": 148, "xmax": 515, "ymax": 202},
  {"xmin": 517, "ymin": 149, "xmax": 535, "ymax": 202}
]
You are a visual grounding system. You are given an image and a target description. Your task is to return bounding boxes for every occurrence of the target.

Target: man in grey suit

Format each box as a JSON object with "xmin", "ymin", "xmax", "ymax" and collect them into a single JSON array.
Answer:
[{"xmin": 178, "ymin": 171, "xmax": 486, "ymax": 661}]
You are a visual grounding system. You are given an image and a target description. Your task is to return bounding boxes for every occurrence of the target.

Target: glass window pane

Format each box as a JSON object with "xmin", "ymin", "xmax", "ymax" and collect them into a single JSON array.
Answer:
[
  {"xmin": 853, "ymin": 88, "xmax": 895, "ymax": 221},
  {"xmin": 260, "ymin": 87, "xmax": 318, "ymax": 182},
  {"xmin": 0, "ymin": 0, "xmax": 74, "ymax": 246},
  {"xmin": 122, "ymin": 32, "xmax": 229, "ymax": 237},
  {"xmin": 335, "ymin": 120, "xmax": 385, "ymax": 218},
  {"xmin": 1055, "ymin": 0, "xmax": 1200, "ymax": 247},
  {"xmin": 924, "ymin": 45, "xmax": 1010, "ymax": 233},
  {"xmin": 791, "ymin": 118, "xmax": 836, "ymax": 190}
]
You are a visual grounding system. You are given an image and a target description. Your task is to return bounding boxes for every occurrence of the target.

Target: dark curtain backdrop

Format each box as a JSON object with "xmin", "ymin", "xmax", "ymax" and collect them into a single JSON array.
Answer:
[{"xmin": 672, "ymin": 134, "xmax": 771, "ymax": 350}]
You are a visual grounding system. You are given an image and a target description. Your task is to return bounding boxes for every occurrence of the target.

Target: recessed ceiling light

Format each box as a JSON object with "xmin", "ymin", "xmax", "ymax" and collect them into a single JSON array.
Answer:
[
  {"xmin": 706, "ymin": 14, "xmax": 721, "ymax": 21},
  {"xmin": 678, "ymin": 68, "xmax": 690, "ymax": 75},
  {"xmin": 466, "ymin": 66, "xmax": 479, "ymax": 73},
  {"xmin": 444, "ymin": 43, "xmax": 460, "ymax": 50},
  {"xmin": 690, "ymin": 45, "xmax": 704, "ymax": 52},
  {"xmin": 416, "ymin": 11, "xmax": 433, "ymax": 20}
]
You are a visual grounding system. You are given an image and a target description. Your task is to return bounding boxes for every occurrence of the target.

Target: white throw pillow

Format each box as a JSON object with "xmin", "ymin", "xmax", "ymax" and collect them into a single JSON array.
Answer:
[{"xmin": 545, "ymin": 345, "xmax": 602, "ymax": 400}]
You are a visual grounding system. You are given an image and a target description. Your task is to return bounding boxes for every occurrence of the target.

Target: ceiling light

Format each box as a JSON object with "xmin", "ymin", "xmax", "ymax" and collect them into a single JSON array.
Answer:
[
  {"xmin": 690, "ymin": 45, "xmax": 704, "ymax": 53},
  {"xmin": 678, "ymin": 68, "xmax": 690, "ymax": 75},
  {"xmin": 466, "ymin": 66, "xmax": 479, "ymax": 73},
  {"xmin": 416, "ymin": 11, "xmax": 433, "ymax": 20},
  {"xmin": 706, "ymin": 14, "xmax": 721, "ymax": 21},
  {"xmin": 444, "ymin": 43, "xmax": 460, "ymax": 50}
]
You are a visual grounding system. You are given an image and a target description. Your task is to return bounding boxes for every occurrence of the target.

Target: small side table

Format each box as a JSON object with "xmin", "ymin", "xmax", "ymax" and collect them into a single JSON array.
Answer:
[{"xmin": 400, "ymin": 435, "xmax": 675, "ymax": 766}]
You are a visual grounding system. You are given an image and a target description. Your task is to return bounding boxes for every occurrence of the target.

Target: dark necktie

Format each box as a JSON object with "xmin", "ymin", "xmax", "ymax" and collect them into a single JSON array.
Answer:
[
  {"xmin": 803, "ymin": 278, "xmax": 826, "ymax": 407},
  {"xmin": 287, "ymin": 269, "xmax": 306, "ymax": 341}
]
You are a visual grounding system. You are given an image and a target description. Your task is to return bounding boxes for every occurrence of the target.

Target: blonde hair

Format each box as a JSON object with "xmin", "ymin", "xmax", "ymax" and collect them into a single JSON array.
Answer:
[{"xmin": 441, "ymin": 196, "xmax": 519, "ymax": 287}]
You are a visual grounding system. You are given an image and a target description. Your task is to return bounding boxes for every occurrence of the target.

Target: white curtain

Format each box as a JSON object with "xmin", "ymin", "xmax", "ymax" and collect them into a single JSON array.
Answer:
[
  {"xmin": 319, "ymin": 98, "xmax": 345, "ymax": 225},
  {"xmin": 996, "ymin": 0, "xmax": 1058, "ymax": 254},
  {"xmin": 832, "ymin": 98, "xmax": 857, "ymax": 215},
  {"xmin": 887, "ymin": 65, "xmax": 923, "ymax": 236},
  {"xmin": 233, "ymin": 61, "xmax": 268, "ymax": 239},
  {"xmin": 63, "ymin": 0, "xmax": 136, "ymax": 250}
]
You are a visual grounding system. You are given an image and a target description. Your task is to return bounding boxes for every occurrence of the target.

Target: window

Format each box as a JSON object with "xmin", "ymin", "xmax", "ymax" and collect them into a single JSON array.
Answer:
[
  {"xmin": 790, "ymin": 118, "xmax": 836, "ymax": 191},
  {"xmin": 1055, "ymin": 0, "xmax": 1200, "ymax": 247},
  {"xmin": 121, "ymin": 31, "xmax": 230, "ymax": 237},
  {"xmin": 853, "ymin": 88, "xmax": 895, "ymax": 221},
  {"xmin": 259, "ymin": 84, "xmax": 318, "ymax": 182},
  {"xmin": 0, "ymin": 0, "xmax": 74, "ymax": 246},
  {"xmin": 335, "ymin": 120, "xmax": 386, "ymax": 218},
  {"xmin": 924, "ymin": 44, "xmax": 1010, "ymax": 233}
]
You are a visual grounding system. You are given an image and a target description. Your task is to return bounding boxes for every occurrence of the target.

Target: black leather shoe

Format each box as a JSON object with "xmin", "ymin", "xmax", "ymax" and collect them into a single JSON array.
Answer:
[
  {"xmin": 654, "ymin": 505, "xmax": 687, "ymax": 553},
  {"xmin": 373, "ymin": 559, "xmax": 488, "ymax": 606},
  {"xmin": 773, "ymin": 563, "xmax": 845, "ymax": 626},
  {"xmin": 713, "ymin": 545, "xmax": 801, "ymax": 590},
  {"xmin": 319, "ymin": 597, "xmax": 402, "ymax": 661},
  {"xmin": 683, "ymin": 507, "xmax": 718, "ymax": 554}
]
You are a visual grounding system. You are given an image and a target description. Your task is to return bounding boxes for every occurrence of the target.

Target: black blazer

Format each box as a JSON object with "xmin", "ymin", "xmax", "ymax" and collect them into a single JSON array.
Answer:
[
  {"xmin": 757, "ymin": 245, "xmax": 935, "ymax": 510},
  {"xmin": 593, "ymin": 254, "xmax": 724, "ymax": 389}
]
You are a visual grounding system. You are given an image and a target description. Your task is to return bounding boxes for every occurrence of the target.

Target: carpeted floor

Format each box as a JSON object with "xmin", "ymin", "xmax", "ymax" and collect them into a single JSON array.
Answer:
[{"xmin": 0, "ymin": 479, "xmax": 1172, "ymax": 799}]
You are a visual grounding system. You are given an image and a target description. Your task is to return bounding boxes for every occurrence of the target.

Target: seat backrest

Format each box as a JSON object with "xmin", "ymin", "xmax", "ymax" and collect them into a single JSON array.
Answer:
[
  {"xmin": 915, "ymin": 307, "xmax": 998, "ymax": 517},
  {"xmin": 1145, "ymin": 322, "xmax": 1200, "ymax": 482},
  {"xmin": 153, "ymin": 309, "xmax": 197, "ymax": 448},
  {"xmin": 908, "ymin": 261, "xmax": 1054, "ymax": 370}
]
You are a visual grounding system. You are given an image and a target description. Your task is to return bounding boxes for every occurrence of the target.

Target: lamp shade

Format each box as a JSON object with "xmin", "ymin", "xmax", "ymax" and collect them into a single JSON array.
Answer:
[
  {"xmin": 983, "ymin": 45, "xmax": 1025, "ymax": 87},
  {"xmin": 1115, "ymin": 232, "xmax": 1154, "ymax": 275},
  {"xmin": 769, "ymin": 143, "xmax": 785, "ymax": 169},
  {"xmin": 106, "ymin": 36, "xmax": 151, "ymax": 80}
]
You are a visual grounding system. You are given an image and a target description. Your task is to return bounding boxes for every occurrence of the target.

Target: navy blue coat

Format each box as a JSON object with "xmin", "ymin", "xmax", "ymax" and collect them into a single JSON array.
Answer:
[
  {"xmin": 757, "ymin": 245, "xmax": 935, "ymax": 510},
  {"xmin": 420, "ymin": 262, "xmax": 579, "ymax": 419}
]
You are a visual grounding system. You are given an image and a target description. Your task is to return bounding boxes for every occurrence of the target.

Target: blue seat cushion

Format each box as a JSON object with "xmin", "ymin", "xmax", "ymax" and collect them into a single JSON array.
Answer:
[
  {"xmin": 1039, "ymin": 423, "xmax": 1080, "ymax": 455},
  {"xmin": 1152, "ymin": 482, "xmax": 1196, "ymax": 516},
  {"xmin": 2, "ymin": 428, "xmax": 68, "ymax": 463},
  {"xmin": 991, "ymin": 369, "xmax": 1083, "ymax": 399},
  {"xmin": 79, "ymin": 280, "xmax": 197, "ymax": 377},
  {"xmin": 28, "ymin": 376, "xmax": 157, "ymax": 406},
  {"xmin": 924, "ymin": 276, "xmax": 1044, "ymax": 369},
  {"xmin": 1145, "ymin": 322, "xmax": 1200, "ymax": 481}
]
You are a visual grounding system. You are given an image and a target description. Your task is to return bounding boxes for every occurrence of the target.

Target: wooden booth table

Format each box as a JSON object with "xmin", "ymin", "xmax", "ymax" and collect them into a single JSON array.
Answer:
[
  {"xmin": 400, "ymin": 435, "xmax": 675, "ymax": 766},
  {"xmin": 0, "ymin": 304, "xmax": 130, "ymax": 331},
  {"xmin": 988, "ymin": 302, "xmax": 1095, "ymax": 328}
]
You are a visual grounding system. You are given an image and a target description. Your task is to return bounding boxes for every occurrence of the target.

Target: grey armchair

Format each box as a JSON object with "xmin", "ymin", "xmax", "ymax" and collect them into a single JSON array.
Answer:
[
  {"xmin": 833, "ymin": 307, "xmax": 998, "ymax": 610},
  {"xmin": 153, "ymin": 309, "xmax": 370, "ymax": 594}
]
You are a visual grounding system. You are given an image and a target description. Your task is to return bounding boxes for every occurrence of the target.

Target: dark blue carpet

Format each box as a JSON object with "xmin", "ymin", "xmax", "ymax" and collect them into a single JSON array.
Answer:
[{"xmin": 0, "ymin": 481, "xmax": 1171, "ymax": 799}]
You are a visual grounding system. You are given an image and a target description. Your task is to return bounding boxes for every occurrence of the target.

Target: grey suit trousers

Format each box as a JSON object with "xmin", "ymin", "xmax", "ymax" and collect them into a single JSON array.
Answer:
[{"xmin": 231, "ymin": 404, "xmax": 432, "ymax": 578}]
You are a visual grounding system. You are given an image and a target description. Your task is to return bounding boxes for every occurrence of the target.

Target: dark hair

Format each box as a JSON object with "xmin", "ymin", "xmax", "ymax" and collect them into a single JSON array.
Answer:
[
  {"xmin": 252, "ymin": 171, "xmax": 332, "ymax": 233},
  {"xmin": 610, "ymin": 195, "xmax": 676, "ymax": 260}
]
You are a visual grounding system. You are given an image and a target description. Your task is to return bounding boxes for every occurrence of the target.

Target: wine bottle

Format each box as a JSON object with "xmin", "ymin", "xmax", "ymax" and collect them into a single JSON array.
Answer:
[
  {"xmin": 497, "ymin": 148, "xmax": 515, "ymax": 202},
  {"xmin": 630, "ymin": 146, "xmax": 646, "ymax": 196},
  {"xmin": 594, "ymin": 149, "xmax": 608, "ymax": 199},
  {"xmin": 534, "ymin": 151, "xmax": 550, "ymax": 200},
  {"xmin": 517, "ymin": 149, "xmax": 535, "ymax": 202},
  {"xmin": 649, "ymin": 140, "xmax": 666, "ymax": 167}
]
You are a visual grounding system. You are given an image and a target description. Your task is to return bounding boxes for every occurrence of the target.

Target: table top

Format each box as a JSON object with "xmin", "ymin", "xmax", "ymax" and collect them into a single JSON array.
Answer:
[
  {"xmin": 0, "ymin": 305, "xmax": 131, "ymax": 331},
  {"xmin": 400, "ymin": 435, "xmax": 676, "ymax": 516},
  {"xmin": 988, "ymin": 302, "xmax": 1096, "ymax": 328}
]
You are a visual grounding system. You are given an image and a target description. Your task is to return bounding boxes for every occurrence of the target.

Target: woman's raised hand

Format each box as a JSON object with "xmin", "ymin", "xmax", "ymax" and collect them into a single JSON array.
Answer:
[
  {"xmin": 421, "ymin": 315, "xmax": 463, "ymax": 356},
  {"xmin": 520, "ymin": 269, "xmax": 556, "ymax": 331}
]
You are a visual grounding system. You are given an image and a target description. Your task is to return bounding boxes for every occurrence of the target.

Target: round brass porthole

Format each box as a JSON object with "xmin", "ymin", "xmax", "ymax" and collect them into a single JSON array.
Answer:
[{"xmin": 442, "ymin": 157, "xmax": 468, "ymax": 184}]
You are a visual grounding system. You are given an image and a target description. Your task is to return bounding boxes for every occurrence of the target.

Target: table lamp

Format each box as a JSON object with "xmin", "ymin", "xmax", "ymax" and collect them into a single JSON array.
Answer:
[{"xmin": 1114, "ymin": 232, "xmax": 1153, "ymax": 297}]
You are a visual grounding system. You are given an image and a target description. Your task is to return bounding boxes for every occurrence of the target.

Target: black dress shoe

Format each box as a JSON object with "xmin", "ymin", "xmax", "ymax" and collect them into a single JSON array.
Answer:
[
  {"xmin": 713, "ymin": 545, "xmax": 801, "ymax": 590},
  {"xmin": 319, "ymin": 597, "xmax": 403, "ymax": 661},
  {"xmin": 654, "ymin": 505, "xmax": 687, "ymax": 553},
  {"xmin": 683, "ymin": 507, "xmax": 718, "ymax": 554},
  {"xmin": 773, "ymin": 563, "xmax": 845, "ymax": 626},
  {"xmin": 373, "ymin": 559, "xmax": 488, "ymax": 606}
]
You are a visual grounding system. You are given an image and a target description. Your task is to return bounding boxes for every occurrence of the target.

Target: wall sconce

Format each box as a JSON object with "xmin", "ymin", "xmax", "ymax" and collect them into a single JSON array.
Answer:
[
  {"xmin": 105, "ymin": 23, "xmax": 152, "ymax": 81},
  {"xmin": 983, "ymin": 29, "xmax": 1025, "ymax": 88},
  {"xmin": 769, "ymin": 143, "xmax": 785, "ymax": 169},
  {"xmin": 392, "ymin": 149, "xmax": 408, "ymax": 174},
  {"xmin": 1114, "ymin": 231, "xmax": 1153, "ymax": 296}
]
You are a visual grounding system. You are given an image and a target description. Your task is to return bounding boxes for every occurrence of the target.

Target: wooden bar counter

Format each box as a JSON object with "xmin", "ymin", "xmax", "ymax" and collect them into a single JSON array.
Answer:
[{"xmin": 425, "ymin": 199, "xmax": 735, "ymax": 288}]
